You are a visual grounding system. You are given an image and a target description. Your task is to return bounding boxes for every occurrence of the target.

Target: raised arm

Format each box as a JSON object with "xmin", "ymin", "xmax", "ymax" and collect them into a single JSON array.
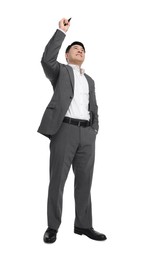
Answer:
[{"xmin": 41, "ymin": 18, "xmax": 71, "ymax": 83}]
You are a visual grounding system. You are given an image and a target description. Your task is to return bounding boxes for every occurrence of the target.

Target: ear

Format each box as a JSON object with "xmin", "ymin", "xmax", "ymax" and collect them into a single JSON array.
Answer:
[
  {"xmin": 65, "ymin": 53, "xmax": 69, "ymax": 62},
  {"xmin": 65, "ymin": 53, "xmax": 68, "ymax": 60}
]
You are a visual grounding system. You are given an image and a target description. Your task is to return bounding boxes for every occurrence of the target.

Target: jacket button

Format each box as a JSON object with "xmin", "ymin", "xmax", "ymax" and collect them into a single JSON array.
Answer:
[{"xmin": 70, "ymin": 96, "xmax": 72, "ymax": 99}]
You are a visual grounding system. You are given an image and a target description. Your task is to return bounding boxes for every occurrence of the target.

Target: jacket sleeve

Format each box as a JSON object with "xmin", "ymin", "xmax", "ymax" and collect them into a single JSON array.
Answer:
[{"xmin": 41, "ymin": 29, "xmax": 66, "ymax": 84}]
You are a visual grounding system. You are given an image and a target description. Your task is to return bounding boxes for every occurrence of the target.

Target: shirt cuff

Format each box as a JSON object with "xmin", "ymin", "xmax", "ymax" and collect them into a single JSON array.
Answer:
[{"xmin": 58, "ymin": 28, "xmax": 66, "ymax": 35}]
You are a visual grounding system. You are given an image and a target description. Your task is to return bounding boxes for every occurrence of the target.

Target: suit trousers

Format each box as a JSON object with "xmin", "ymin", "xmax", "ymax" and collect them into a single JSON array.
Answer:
[{"xmin": 47, "ymin": 122, "xmax": 97, "ymax": 230}]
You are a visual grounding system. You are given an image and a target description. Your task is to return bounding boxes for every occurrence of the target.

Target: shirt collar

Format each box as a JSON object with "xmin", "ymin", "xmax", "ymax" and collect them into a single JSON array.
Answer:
[{"xmin": 68, "ymin": 63, "xmax": 85, "ymax": 75}]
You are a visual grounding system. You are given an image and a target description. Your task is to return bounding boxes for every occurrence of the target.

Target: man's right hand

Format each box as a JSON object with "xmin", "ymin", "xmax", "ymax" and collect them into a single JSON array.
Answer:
[{"xmin": 59, "ymin": 18, "xmax": 71, "ymax": 32}]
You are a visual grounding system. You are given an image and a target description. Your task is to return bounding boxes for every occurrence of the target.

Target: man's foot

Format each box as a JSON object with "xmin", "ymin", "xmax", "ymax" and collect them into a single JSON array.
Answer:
[
  {"xmin": 74, "ymin": 226, "xmax": 107, "ymax": 241},
  {"xmin": 43, "ymin": 227, "xmax": 57, "ymax": 243}
]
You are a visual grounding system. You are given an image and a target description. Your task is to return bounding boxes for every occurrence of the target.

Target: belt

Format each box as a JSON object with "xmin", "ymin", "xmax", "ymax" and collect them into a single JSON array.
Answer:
[{"xmin": 63, "ymin": 117, "xmax": 90, "ymax": 127}]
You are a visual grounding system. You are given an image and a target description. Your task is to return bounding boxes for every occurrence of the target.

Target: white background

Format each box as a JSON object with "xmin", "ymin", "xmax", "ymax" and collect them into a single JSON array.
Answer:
[{"xmin": 0, "ymin": 0, "xmax": 145, "ymax": 259}]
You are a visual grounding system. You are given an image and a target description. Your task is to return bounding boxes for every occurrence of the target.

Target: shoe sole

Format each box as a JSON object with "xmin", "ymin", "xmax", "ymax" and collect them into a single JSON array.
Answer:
[
  {"xmin": 74, "ymin": 230, "xmax": 83, "ymax": 235},
  {"xmin": 43, "ymin": 237, "xmax": 56, "ymax": 243},
  {"xmin": 74, "ymin": 230, "xmax": 107, "ymax": 241}
]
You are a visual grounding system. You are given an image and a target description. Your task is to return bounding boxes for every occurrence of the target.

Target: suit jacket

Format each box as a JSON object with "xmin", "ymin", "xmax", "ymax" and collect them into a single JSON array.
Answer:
[{"xmin": 37, "ymin": 29, "xmax": 99, "ymax": 139}]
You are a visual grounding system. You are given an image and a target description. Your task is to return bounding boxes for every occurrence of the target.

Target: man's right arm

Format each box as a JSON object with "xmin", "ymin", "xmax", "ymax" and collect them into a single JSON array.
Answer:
[{"xmin": 41, "ymin": 18, "xmax": 70, "ymax": 83}]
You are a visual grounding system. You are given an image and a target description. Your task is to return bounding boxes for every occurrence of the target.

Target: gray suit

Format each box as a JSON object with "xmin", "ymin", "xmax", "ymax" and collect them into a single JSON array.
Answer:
[{"xmin": 38, "ymin": 29, "xmax": 99, "ymax": 230}]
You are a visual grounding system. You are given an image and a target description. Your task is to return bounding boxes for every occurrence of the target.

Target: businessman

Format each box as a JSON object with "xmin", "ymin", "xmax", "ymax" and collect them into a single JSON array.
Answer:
[{"xmin": 38, "ymin": 18, "xmax": 107, "ymax": 243}]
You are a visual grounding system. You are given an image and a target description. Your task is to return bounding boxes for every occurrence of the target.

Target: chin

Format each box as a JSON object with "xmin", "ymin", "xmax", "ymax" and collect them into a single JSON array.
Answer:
[{"xmin": 76, "ymin": 58, "xmax": 83, "ymax": 62}]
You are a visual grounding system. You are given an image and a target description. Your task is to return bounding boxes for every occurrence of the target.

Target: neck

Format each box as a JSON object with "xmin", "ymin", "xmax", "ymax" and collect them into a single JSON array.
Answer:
[{"xmin": 68, "ymin": 62, "xmax": 82, "ymax": 68}]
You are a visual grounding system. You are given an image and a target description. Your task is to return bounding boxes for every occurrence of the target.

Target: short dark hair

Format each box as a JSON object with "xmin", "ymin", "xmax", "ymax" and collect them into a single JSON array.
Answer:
[{"xmin": 65, "ymin": 41, "xmax": 85, "ymax": 53}]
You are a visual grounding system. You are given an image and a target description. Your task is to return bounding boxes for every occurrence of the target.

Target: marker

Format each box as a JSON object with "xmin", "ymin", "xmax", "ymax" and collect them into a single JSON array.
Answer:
[{"xmin": 64, "ymin": 18, "xmax": 71, "ymax": 26}]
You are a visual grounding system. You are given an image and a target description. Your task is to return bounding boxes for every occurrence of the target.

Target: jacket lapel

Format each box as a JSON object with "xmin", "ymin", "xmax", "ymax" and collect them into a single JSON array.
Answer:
[
  {"xmin": 65, "ymin": 65, "xmax": 74, "ymax": 93},
  {"xmin": 84, "ymin": 74, "xmax": 92, "ymax": 94},
  {"xmin": 84, "ymin": 74, "xmax": 94, "ymax": 113},
  {"xmin": 65, "ymin": 65, "xmax": 93, "ymax": 93}
]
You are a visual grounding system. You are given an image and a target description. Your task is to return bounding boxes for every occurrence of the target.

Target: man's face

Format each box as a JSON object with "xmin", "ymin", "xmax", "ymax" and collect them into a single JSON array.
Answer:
[{"xmin": 65, "ymin": 45, "xmax": 85, "ymax": 66}]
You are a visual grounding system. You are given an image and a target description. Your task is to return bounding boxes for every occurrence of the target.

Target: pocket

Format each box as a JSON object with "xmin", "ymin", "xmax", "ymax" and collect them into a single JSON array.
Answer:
[
  {"xmin": 89, "ymin": 126, "xmax": 97, "ymax": 135},
  {"xmin": 47, "ymin": 101, "xmax": 56, "ymax": 109}
]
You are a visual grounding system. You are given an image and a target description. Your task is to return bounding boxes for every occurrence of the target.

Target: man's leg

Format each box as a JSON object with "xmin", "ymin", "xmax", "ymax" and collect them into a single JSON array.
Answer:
[
  {"xmin": 72, "ymin": 126, "xmax": 96, "ymax": 228},
  {"xmin": 47, "ymin": 123, "xmax": 79, "ymax": 230}
]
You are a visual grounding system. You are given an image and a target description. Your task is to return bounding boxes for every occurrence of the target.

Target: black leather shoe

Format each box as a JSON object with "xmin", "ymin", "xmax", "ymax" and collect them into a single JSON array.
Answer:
[
  {"xmin": 74, "ymin": 227, "xmax": 107, "ymax": 241},
  {"xmin": 43, "ymin": 227, "xmax": 57, "ymax": 243}
]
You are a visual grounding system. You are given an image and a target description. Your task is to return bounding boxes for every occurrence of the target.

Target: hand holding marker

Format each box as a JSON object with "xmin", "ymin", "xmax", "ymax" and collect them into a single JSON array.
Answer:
[{"xmin": 64, "ymin": 18, "xmax": 72, "ymax": 26}]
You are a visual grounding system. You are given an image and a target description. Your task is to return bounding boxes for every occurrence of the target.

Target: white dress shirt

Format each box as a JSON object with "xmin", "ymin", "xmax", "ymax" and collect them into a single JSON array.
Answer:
[{"xmin": 65, "ymin": 64, "xmax": 90, "ymax": 121}]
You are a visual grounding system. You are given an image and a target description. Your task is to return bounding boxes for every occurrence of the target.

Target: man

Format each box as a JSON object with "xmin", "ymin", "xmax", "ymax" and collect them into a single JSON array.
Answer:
[{"xmin": 38, "ymin": 18, "xmax": 107, "ymax": 243}]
